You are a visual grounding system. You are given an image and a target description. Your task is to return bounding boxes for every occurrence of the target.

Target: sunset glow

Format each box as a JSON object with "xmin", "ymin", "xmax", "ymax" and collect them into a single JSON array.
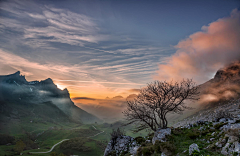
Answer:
[{"xmin": 0, "ymin": 0, "xmax": 239, "ymax": 118}]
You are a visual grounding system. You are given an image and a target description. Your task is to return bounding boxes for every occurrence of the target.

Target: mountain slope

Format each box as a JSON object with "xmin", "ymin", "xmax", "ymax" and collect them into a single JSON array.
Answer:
[
  {"xmin": 198, "ymin": 61, "xmax": 240, "ymax": 108},
  {"xmin": 0, "ymin": 71, "xmax": 101, "ymax": 124}
]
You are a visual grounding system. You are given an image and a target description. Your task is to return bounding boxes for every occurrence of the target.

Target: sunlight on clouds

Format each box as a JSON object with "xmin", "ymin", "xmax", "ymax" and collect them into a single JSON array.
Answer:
[
  {"xmin": 156, "ymin": 9, "xmax": 240, "ymax": 83},
  {"xmin": 0, "ymin": 49, "xmax": 139, "ymax": 99}
]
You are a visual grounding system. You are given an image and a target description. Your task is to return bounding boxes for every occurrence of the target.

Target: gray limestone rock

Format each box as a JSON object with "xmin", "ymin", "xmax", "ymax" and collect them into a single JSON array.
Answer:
[
  {"xmin": 104, "ymin": 136, "xmax": 139, "ymax": 156},
  {"xmin": 219, "ymin": 118, "xmax": 227, "ymax": 122},
  {"xmin": 189, "ymin": 143, "xmax": 200, "ymax": 155},
  {"xmin": 152, "ymin": 128, "xmax": 171, "ymax": 144}
]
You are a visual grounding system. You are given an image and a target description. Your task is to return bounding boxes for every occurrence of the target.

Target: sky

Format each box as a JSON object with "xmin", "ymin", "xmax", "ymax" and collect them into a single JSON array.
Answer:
[{"xmin": 0, "ymin": 0, "xmax": 240, "ymax": 119}]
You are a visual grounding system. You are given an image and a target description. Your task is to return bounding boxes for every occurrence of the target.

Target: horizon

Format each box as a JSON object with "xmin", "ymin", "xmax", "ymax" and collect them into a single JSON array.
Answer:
[
  {"xmin": 1, "ymin": 1, "xmax": 240, "ymax": 155},
  {"xmin": 0, "ymin": 0, "xmax": 240, "ymax": 117}
]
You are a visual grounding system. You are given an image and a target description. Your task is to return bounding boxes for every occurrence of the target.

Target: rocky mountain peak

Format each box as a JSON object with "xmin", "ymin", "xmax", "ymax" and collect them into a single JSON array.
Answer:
[
  {"xmin": 214, "ymin": 61, "xmax": 240, "ymax": 81},
  {"xmin": 0, "ymin": 71, "xmax": 27, "ymax": 85},
  {"xmin": 41, "ymin": 78, "xmax": 54, "ymax": 84}
]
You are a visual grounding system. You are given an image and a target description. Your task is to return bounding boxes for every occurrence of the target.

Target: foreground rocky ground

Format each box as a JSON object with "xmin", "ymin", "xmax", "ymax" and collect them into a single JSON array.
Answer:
[{"xmin": 104, "ymin": 99, "xmax": 240, "ymax": 156}]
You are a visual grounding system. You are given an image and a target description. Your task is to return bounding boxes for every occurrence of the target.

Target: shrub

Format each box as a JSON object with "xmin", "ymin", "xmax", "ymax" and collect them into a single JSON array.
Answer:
[
  {"xmin": 120, "ymin": 151, "xmax": 129, "ymax": 156},
  {"xmin": 147, "ymin": 133, "xmax": 154, "ymax": 140},
  {"xmin": 60, "ymin": 137, "xmax": 92, "ymax": 152},
  {"xmin": 0, "ymin": 134, "xmax": 15, "ymax": 145},
  {"xmin": 172, "ymin": 128, "xmax": 183, "ymax": 135},
  {"xmin": 153, "ymin": 140, "xmax": 161, "ymax": 153},
  {"xmin": 201, "ymin": 130, "xmax": 209, "ymax": 136},
  {"xmin": 141, "ymin": 142, "xmax": 146, "ymax": 147},
  {"xmin": 226, "ymin": 128, "xmax": 240, "ymax": 138},
  {"xmin": 159, "ymin": 141, "xmax": 176, "ymax": 152},
  {"xmin": 110, "ymin": 128, "xmax": 125, "ymax": 149},
  {"xmin": 191, "ymin": 149, "xmax": 200, "ymax": 156},
  {"xmin": 14, "ymin": 140, "xmax": 26, "ymax": 153},
  {"xmin": 142, "ymin": 146, "xmax": 154, "ymax": 156},
  {"xmin": 135, "ymin": 136, "xmax": 145, "ymax": 144},
  {"xmin": 187, "ymin": 131, "xmax": 199, "ymax": 139},
  {"xmin": 50, "ymin": 152, "xmax": 66, "ymax": 156},
  {"xmin": 233, "ymin": 151, "xmax": 238, "ymax": 156}
]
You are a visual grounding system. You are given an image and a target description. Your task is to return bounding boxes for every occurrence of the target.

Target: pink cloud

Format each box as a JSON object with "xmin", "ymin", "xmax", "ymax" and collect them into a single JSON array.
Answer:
[{"xmin": 156, "ymin": 9, "xmax": 240, "ymax": 83}]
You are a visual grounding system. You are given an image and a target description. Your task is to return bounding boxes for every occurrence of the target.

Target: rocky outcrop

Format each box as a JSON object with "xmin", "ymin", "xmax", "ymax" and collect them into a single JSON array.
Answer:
[
  {"xmin": 189, "ymin": 143, "xmax": 200, "ymax": 155},
  {"xmin": 104, "ymin": 136, "xmax": 139, "ymax": 156},
  {"xmin": 221, "ymin": 135, "xmax": 240, "ymax": 155},
  {"xmin": 152, "ymin": 128, "xmax": 171, "ymax": 144}
]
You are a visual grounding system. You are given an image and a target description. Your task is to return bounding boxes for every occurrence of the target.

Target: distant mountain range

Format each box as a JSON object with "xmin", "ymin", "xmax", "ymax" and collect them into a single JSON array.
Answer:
[{"xmin": 0, "ymin": 71, "xmax": 101, "ymax": 124}]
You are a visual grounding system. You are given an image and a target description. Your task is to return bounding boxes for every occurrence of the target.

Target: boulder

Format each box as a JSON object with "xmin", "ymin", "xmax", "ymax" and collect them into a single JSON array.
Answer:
[
  {"xmin": 221, "ymin": 136, "xmax": 240, "ymax": 155},
  {"xmin": 189, "ymin": 143, "xmax": 200, "ymax": 155},
  {"xmin": 161, "ymin": 152, "xmax": 167, "ymax": 156},
  {"xmin": 221, "ymin": 123, "xmax": 240, "ymax": 132},
  {"xmin": 219, "ymin": 118, "xmax": 227, "ymax": 122},
  {"xmin": 152, "ymin": 128, "xmax": 171, "ymax": 144},
  {"xmin": 104, "ymin": 136, "xmax": 139, "ymax": 156}
]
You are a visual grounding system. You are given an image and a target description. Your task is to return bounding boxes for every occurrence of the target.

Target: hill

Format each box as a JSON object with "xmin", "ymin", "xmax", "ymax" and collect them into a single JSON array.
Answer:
[{"xmin": 199, "ymin": 61, "xmax": 240, "ymax": 108}]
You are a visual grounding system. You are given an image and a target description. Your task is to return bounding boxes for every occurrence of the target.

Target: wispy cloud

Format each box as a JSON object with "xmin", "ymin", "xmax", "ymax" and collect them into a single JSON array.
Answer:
[
  {"xmin": 0, "ymin": 0, "xmax": 175, "ymax": 99},
  {"xmin": 0, "ymin": 1, "xmax": 109, "ymax": 48}
]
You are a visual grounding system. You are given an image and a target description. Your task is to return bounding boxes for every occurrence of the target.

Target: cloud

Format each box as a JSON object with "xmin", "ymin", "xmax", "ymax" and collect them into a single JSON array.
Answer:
[
  {"xmin": 72, "ymin": 97, "xmax": 96, "ymax": 100},
  {"xmin": 0, "ymin": 0, "xmax": 176, "ymax": 101},
  {"xmin": 73, "ymin": 96, "xmax": 128, "ymax": 122},
  {"xmin": 128, "ymin": 89, "xmax": 140, "ymax": 93},
  {"xmin": 156, "ymin": 9, "xmax": 240, "ymax": 84},
  {"xmin": 0, "ymin": 1, "xmax": 109, "ymax": 48}
]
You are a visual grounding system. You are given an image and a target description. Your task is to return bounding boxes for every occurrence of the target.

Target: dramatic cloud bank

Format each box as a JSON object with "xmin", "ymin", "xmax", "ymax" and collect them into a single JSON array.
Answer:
[{"xmin": 156, "ymin": 9, "xmax": 240, "ymax": 83}]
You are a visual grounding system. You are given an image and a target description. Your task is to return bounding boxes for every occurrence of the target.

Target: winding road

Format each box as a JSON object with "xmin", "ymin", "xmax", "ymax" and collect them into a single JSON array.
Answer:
[
  {"xmin": 29, "ymin": 125, "xmax": 104, "ymax": 154},
  {"xmin": 30, "ymin": 139, "xmax": 69, "ymax": 154}
]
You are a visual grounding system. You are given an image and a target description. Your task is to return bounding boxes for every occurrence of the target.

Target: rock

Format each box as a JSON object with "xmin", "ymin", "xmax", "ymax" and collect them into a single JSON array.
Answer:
[
  {"xmin": 211, "ymin": 132, "xmax": 215, "ymax": 136},
  {"xmin": 104, "ymin": 135, "xmax": 139, "ymax": 156},
  {"xmin": 210, "ymin": 127, "xmax": 215, "ymax": 130},
  {"xmin": 228, "ymin": 136, "xmax": 239, "ymax": 143},
  {"xmin": 189, "ymin": 143, "xmax": 200, "ymax": 155},
  {"xmin": 228, "ymin": 119, "xmax": 235, "ymax": 124},
  {"xmin": 145, "ymin": 140, "xmax": 151, "ymax": 143},
  {"xmin": 221, "ymin": 123, "xmax": 240, "ymax": 132},
  {"xmin": 161, "ymin": 152, "xmax": 167, "ymax": 156},
  {"xmin": 198, "ymin": 127, "xmax": 205, "ymax": 131},
  {"xmin": 219, "ymin": 118, "xmax": 227, "ymax": 122},
  {"xmin": 152, "ymin": 128, "xmax": 171, "ymax": 144},
  {"xmin": 218, "ymin": 131, "xmax": 223, "ymax": 136},
  {"xmin": 129, "ymin": 145, "xmax": 139, "ymax": 156},
  {"xmin": 215, "ymin": 142, "xmax": 222, "ymax": 148},
  {"xmin": 221, "ymin": 138, "xmax": 227, "ymax": 144},
  {"xmin": 221, "ymin": 143, "xmax": 230, "ymax": 155},
  {"xmin": 234, "ymin": 141, "xmax": 240, "ymax": 153},
  {"xmin": 210, "ymin": 138, "xmax": 215, "ymax": 142},
  {"xmin": 221, "ymin": 140, "xmax": 240, "ymax": 155}
]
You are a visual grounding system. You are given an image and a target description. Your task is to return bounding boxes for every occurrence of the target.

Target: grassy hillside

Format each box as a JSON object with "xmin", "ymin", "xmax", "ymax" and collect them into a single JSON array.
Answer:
[{"xmin": 0, "ymin": 118, "xmax": 148, "ymax": 156}]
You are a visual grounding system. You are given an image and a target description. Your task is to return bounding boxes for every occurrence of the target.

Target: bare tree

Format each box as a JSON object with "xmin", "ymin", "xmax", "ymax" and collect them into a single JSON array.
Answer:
[{"xmin": 123, "ymin": 79, "xmax": 199, "ymax": 132}]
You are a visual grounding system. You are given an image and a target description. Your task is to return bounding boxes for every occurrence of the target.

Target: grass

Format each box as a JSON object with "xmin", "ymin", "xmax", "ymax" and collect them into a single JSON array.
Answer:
[
  {"xmin": 0, "ymin": 119, "xmax": 149, "ymax": 156},
  {"xmin": 134, "ymin": 123, "xmax": 225, "ymax": 156}
]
